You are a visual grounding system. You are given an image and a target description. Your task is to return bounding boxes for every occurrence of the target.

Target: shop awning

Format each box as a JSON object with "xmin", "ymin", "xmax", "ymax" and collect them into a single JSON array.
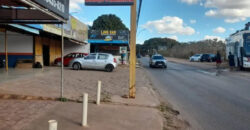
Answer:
[
  {"xmin": 0, "ymin": 0, "xmax": 69, "ymax": 24},
  {"xmin": 9, "ymin": 24, "xmax": 39, "ymax": 34}
]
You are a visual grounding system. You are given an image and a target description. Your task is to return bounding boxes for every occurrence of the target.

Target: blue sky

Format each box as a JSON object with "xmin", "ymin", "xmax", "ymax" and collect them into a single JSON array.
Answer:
[{"xmin": 70, "ymin": 0, "xmax": 250, "ymax": 44}]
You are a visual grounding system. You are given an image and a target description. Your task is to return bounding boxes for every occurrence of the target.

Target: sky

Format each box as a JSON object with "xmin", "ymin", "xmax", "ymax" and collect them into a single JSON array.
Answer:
[{"xmin": 70, "ymin": 0, "xmax": 250, "ymax": 44}]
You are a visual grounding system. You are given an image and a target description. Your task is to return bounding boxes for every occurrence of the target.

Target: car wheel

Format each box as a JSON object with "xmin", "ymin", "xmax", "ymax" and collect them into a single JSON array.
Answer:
[
  {"xmin": 105, "ymin": 64, "xmax": 114, "ymax": 72},
  {"xmin": 73, "ymin": 63, "xmax": 81, "ymax": 70},
  {"xmin": 164, "ymin": 65, "xmax": 167, "ymax": 69}
]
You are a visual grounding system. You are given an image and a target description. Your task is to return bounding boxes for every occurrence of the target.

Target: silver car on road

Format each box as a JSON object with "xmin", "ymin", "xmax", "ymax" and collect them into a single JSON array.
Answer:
[{"xmin": 69, "ymin": 53, "xmax": 117, "ymax": 72}]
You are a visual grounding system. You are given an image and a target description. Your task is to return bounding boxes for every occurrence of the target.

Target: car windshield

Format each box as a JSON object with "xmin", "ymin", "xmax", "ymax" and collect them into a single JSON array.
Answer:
[
  {"xmin": 152, "ymin": 56, "xmax": 164, "ymax": 59},
  {"xmin": 65, "ymin": 54, "xmax": 72, "ymax": 58},
  {"xmin": 244, "ymin": 35, "xmax": 250, "ymax": 56},
  {"xmin": 194, "ymin": 54, "xmax": 200, "ymax": 57}
]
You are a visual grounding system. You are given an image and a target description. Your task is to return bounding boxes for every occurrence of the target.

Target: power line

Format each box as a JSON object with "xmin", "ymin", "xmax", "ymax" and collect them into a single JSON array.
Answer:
[{"xmin": 137, "ymin": 0, "xmax": 142, "ymax": 31}]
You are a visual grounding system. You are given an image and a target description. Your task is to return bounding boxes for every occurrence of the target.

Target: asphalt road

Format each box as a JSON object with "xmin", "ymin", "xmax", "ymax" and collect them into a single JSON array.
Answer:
[{"xmin": 140, "ymin": 57, "xmax": 250, "ymax": 130}]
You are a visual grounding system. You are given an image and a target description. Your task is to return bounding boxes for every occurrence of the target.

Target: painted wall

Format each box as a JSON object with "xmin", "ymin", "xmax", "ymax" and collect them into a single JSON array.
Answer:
[
  {"xmin": 0, "ymin": 31, "xmax": 33, "ymax": 67},
  {"xmin": 34, "ymin": 36, "xmax": 62, "ymax": 66},
  {"xmin": 64, "ymin": 40, "xmax": 90, "ymax": 55}
]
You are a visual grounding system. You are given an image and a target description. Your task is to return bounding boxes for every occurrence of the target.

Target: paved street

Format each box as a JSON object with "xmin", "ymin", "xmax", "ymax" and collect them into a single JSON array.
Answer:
[{"xmin": 140, "ymin": 57, "xmax": 250, "ymax": 130}]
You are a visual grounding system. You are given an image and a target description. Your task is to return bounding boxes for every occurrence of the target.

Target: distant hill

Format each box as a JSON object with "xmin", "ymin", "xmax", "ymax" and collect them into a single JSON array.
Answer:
[{"xmin": 137, "ymin": 38, "xmax": 226, "ymax": 59}]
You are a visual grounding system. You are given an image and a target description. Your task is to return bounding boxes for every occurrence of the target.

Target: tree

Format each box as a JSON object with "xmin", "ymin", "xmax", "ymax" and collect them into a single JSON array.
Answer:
[{"xmin": 91, "ymin": 14, "xmax": 128, "ymax": 30}]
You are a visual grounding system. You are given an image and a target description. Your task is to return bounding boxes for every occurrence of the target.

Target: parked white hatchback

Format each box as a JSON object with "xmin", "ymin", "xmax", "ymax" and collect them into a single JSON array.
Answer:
[
  {"xmin": 189, "ymin": 54, "xmax": 202, "ymax": 62},
  {"xmin": 69, "ymin": 53, "xmax": 117, "ymax": 72}
]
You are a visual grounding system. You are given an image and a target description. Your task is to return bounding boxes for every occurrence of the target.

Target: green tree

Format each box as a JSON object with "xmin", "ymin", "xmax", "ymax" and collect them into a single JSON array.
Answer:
[{"xmin": 92, "ymin": 14, "xmax": 128, "ymax": 30}]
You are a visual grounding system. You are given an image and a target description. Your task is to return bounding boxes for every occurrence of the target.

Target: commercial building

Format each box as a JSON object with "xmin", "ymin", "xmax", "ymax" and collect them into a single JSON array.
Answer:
[
  {"xmin": 0, "ymin": 16, "xmax": 89, "ymax": 68},
  {"xmin": 88, "ymin": 30, "xmax": 129, "ymax": 64}
]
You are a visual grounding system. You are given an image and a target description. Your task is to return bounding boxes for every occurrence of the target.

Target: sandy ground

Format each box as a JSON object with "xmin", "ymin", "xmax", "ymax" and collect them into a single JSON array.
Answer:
[{"xmin": 0, "ymin": 66, "xmax": 138, "ymax": 101}]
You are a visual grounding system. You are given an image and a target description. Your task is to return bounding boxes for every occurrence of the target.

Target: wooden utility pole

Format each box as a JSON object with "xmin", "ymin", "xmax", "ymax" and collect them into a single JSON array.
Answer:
[{"xmin": 129, "ymin": 0, "xmax": 137, "ymax": 98}]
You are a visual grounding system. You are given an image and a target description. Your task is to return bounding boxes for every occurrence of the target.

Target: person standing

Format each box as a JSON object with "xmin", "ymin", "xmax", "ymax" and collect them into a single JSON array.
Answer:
[
  {"xmin": 216, "ymin": 51, "xmax": 222, "ymax": 76},
  {"xmin": 228, "ymin": 52, "xmax": 235, "ymax": 71}
]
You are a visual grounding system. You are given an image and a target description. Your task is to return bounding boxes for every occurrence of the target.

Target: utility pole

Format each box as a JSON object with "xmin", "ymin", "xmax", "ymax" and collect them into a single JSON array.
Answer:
[{"xmin": 129, "ymin": 0, "xmax": 137, "ymax": 98}]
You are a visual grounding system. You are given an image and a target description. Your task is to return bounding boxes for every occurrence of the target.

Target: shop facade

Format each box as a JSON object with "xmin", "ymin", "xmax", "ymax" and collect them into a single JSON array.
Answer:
[
  {"xmin": 88, "ymin": 30, "xmax": 129, "ymax": 64},
  {"xmin": 0, "ymin": 16, "xmax": 89, "ymax": 68}
]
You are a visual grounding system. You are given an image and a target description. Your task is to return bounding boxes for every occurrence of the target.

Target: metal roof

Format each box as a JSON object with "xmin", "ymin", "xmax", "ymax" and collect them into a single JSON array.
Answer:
[{"xmin": 0, "ymin": 0, "xmax": 69, "ymax": 24}]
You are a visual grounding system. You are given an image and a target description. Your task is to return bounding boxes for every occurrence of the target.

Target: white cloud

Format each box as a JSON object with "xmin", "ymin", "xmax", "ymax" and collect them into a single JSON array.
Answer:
[
  {"xmin": 142, "ymin": 16, "xmax": 195, "ymax": 35},
  {"xmin": 85, "ymin": 21, "xmax": 93, "ymax": 26},
  {"xmin": 204, "ymin": 35, "xmax": 225, "ymax": 42},
  {"xmin": 229, "ymin": 28, "xmax": 235, "ymax": 31},
  {"xmin": 213, "ymin": 27, "xmax": 226, "ymax": 33},
  {"xmin": 180, "ymin": 0, "xmax": 199, "ymax": 4},
  {"xmin": 70, "ymin": 0, "xmax": 85, "ymax": 12},
  {"xmin": 182, "ymin": 0, "xmax": 250, "ymax": 23},
  {"xmin": 169, "ymin": 36, "xmax": 178, "ymax": 41},
  {"xmin": 204, "ymin": 0, "xmax": 250, "ymax": 23},
  {"xmin": 190, "ymin": 19, "xmax": 196, "ymax": 24}
]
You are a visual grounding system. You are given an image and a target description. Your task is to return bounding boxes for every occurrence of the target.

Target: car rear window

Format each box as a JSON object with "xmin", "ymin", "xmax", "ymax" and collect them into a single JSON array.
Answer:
[
  {"xmin": 153, "ymin": 56, "xmax": 164, "ymax": 59},
  {"xmin": 98, "ymin": 54, "xmax": 109, "ymax": 60}
]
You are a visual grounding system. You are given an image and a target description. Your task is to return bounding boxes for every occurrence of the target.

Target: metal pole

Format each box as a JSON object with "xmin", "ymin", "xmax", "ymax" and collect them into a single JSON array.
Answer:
[
  {"xmin": 4, "ymin": 29, "xmax": 8, "ymax": 72},
  {"xmin": 129, "ymin": 0, "xmax": 137, "ymax": 98},
  {"xmin": 61, "ymin": 24, "xmax": 64, "ymax": 99}
]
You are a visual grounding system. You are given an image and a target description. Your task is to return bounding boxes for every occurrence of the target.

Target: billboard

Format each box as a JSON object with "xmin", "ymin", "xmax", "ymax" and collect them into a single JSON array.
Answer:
[
  {"xmin": 88, "ymin": 30, "xmax": 129, "ymax": 44},
  {"xmin": 85, "ymin": 0, "xmax": 134, "ymax": 6},
  {"xmin": 33, "ymin": 0, "xmax": 69, "ymax": 19}
]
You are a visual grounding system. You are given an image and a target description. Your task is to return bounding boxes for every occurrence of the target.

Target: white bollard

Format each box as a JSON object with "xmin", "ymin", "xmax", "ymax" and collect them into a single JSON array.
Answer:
[
  {"xmin": 97, "ymin": 81, "xmax": 102, "ymax": 105},
  {"xmin": 82, "ymin": 93, "xmax": 88, "ymax": 127},
  {"xmin": 48, "ymin": 120, "xmax": 57, "ymax": 130}
]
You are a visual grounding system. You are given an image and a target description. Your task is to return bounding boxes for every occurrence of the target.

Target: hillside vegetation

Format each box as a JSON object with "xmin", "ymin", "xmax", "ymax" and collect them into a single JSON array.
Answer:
[{"xmin": 137, "ymin": 38, "xmax": 226, "ymax": 59}]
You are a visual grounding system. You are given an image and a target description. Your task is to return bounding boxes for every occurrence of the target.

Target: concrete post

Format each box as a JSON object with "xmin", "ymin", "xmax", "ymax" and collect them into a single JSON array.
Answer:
[
  {"xmin": 82, "ymin": 93, "xmax": 88, "ymax": 127},
  {"xmin": 48, "ymin": 120, "xmax": 57, "ymax": 130},
  {"xmin": 97, "ymin": 81, "xmax": 101, "ymax": 105}
]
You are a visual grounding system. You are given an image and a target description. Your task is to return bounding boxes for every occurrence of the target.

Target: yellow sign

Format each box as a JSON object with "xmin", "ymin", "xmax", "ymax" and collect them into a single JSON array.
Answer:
[{"xmin": 101, "ymin": 30, "xmax": 116, "ymax": 35}]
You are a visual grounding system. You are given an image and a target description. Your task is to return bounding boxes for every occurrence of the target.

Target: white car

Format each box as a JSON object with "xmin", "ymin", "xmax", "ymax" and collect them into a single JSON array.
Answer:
[
  {"xmin": 149, "ymin": 54, "xmax": 167, "ymax": 68},
  {"xmin": 69, "ymin": 53, "xmax": 117, "ymax": 72},
  {"xmin": 189, "ymin": 54, "xmax": 202, "ymax": 62}
]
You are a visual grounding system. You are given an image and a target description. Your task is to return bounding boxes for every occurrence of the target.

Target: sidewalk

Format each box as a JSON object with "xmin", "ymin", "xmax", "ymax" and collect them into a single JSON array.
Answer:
[
  {"xmin": 0, "ymin": 67, "xmax": 164, "ymax": 130},
  {"xmin": 22, "ymin": 87, "xmax": 163, "ymax": 130}
]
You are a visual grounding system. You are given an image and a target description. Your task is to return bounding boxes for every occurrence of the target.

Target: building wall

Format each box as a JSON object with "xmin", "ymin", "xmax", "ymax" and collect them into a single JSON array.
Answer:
[
  {"xmin": 64, "ymin": 40, "xmax": 90, "ymax": 55},
  {"xmin": 0, "ymin": 31, "xmax": 33, "ymax": 67},
  {"xmin": 34, "ymin": 36, "xmax": 61, "ymax": 66}
]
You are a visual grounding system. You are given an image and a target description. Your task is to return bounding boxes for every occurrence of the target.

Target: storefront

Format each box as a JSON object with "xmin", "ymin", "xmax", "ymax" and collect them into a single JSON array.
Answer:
[
  {"xmin": 88, "ymin": 30, "xmax": 129, "ymax": 64},
  {"xmin": 0, "ymin": 15, "xmax": 89, "ymax": 68}
]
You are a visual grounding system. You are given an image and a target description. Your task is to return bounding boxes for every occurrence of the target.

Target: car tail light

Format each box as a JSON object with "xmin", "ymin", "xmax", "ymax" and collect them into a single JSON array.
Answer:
[
  {"xmin": 248, "ymin": 58, "xmax": 250, "ymax": 62},
  {"xmin": 114, "ymin": 58, "xmax": 117, "ymax": 63}
]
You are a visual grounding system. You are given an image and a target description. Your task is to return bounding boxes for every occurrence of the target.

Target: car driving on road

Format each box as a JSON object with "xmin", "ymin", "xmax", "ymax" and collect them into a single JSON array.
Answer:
[
  {"xmin": 69, "ymin": 53, "xmax": 117, "ymax": 72},
  {"xmin": 149, "ymin": 54, "xmax": 167, "ymax": 68}
]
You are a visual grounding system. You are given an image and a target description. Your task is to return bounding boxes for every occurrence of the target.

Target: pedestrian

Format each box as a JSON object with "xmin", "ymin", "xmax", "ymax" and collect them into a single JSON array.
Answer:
[
  {"xmin": 228, "ymin": 52, "xmax": 235, "ymax": 71},
  {"xmin": 121, "ymin": 51, "xmax": 126, "ymax": 64},
  {"xmin": 216, "ymin": 51, "xmax": 222, "ymax": 76}
]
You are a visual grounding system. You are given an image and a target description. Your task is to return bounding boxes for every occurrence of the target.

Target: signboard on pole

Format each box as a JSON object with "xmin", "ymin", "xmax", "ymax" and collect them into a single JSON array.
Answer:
[
  {"xmin": 33, "ymin": 0, "xmax": 69, "ymax": 19},
  {"xmin": 85, "ymin": 0, "xmax": 134, "ymax": 6}
]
